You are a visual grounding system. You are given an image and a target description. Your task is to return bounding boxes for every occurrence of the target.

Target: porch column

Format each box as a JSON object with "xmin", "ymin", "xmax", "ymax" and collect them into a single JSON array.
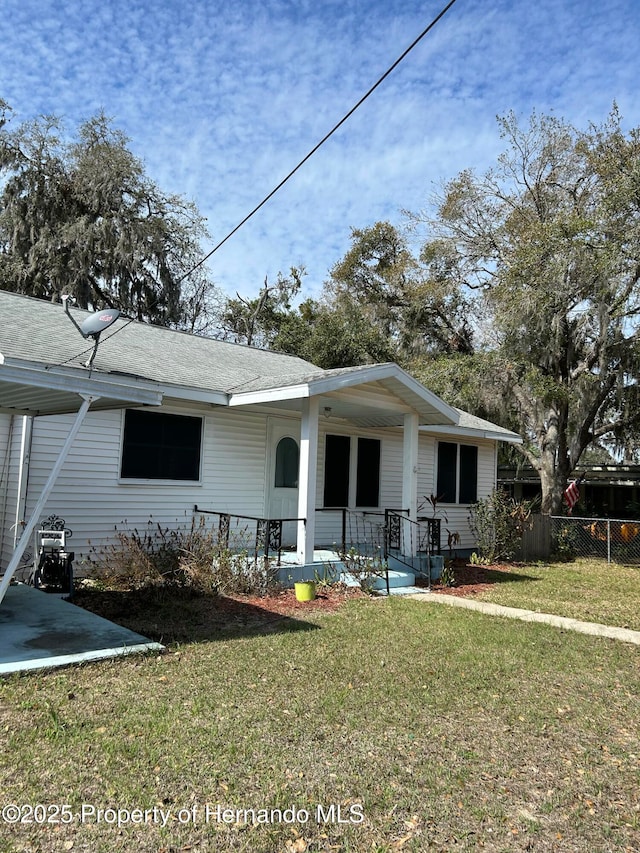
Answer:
[
  {"xmin": 402, "ymin": 412, "xmax": 419, "ymax": 557},
  {"xmin": 297, "ymin": 396, "xmax": 319, "ymax": 567}
]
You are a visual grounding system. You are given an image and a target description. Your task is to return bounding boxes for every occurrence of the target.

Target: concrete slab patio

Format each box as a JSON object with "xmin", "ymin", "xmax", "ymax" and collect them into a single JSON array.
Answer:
[
  {"xmin": 0, "ymin": 584, "xmax": 163, "ymax": 676},
  {"xmin": 411, "ymin": 591, "xmax": 640, "ymax": 646}
]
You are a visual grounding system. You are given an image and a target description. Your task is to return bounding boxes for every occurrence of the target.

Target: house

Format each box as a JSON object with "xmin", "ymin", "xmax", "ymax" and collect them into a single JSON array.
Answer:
[
  {"xmin": 0, "ymin": 290, "xmax": 521, "ymax": 595},
  {"xmin": 499, "ymin": 463, "xmax": 640, "ymax": 519}
]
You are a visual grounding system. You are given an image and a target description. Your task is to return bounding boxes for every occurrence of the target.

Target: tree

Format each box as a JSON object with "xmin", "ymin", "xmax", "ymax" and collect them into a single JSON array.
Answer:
[
  {"xmin": 216, "ymin": 268, "xmax": 304, "ymax": 348},
  {"xmin": 272, "ymin": 296, "xmax": 396, "ymax": 368},
  {"xmin": 410, "ymin": 108, "xmax": 640, "ymax": 514},
  {"xmin": 328, "ymin": 221, "xmax": 473, "ymax": 359},
  {"xmin": 0, "ymin": 101, "xmax": 219, "ymax": 329}
]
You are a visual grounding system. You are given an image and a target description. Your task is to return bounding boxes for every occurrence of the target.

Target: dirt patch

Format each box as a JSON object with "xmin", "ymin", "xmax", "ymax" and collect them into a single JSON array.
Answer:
[
  {"xmin": 72, "ymin": 582, "xmax": 366, "ymax": 644},
  {"xmin": 416, "ymin": 561, "xmax": 523, "ymax": 597}
]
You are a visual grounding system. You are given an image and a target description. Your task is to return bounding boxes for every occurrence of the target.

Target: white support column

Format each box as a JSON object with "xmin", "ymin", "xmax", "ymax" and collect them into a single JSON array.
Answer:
[
  {"xmin": 14, "ymin": 415, "xmax": 33, "ymax": 548},
  {"xmin": 402, "ymin": 412, "xmax": 419, "ymax": 557},
  {"xmin": 0, "ymin": 396, "xmax": 95, "ymax": 606},
  {"xmin": 296, "ymin": 396, "xmax": 319, "ymax": 567}
]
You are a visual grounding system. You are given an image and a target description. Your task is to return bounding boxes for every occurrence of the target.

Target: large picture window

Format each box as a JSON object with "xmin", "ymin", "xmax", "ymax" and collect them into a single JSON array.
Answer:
[
  {"xmin": 323, "ymin": 434, "xmax": 381, "ymax": 508},
  {"xmin": 436, "ymin": 441, "xmax": 478, "ymax": 504},
  {"xmin": 121, "ymin": 409, "xmax": 202, "ymax": 481}
]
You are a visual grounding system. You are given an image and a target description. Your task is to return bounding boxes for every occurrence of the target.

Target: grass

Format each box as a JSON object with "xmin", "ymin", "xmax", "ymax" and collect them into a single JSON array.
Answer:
[
  {"xmin": 1, "ymin": 585, "xmax": 640, "ymax": 852},
  {"xmin": 462, "ymin": 557, "xmax": 640, "ymax": 631}
]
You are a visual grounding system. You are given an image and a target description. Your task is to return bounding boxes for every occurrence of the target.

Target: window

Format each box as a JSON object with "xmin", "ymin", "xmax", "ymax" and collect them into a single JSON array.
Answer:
[
  {"xmin": 323, "ymin": 435, "xmax": 351, "ymax": 507},
  {"xmin": 121, "ymin": 409, "xmax": 202, "ymax": 480},
  {"xmin": 356, "ymin": 438, "xmax": 380, "ymax": 507},
  {"xmin": 436, "ymin": 442, "xmax": 478, "ymax": 504},
  {"xmin": 323, "ymin": 434, "xmax": 381, "ymax": 508},
  {"xmin": 275, "ymin": 437, "xmax": 299, "ymax": 488}
]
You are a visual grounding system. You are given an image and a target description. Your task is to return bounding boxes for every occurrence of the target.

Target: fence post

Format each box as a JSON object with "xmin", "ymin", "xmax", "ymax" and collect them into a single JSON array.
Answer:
[{"xmin": 607, "ymin": 519, "xmax": 611, "ymax": 564}]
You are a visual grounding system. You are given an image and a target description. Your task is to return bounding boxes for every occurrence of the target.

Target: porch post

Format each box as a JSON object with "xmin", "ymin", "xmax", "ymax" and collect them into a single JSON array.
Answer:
[
  {"xmin": 0, "ymin": 395, "xmax": 95, "ymax": 606},
  {"xmin": 297, "ymin": 396, "xmax": 319, "ymax": 567},
  {"xmin": 402, "ymin": 412, "xmax": 419, "ymax": 557}
]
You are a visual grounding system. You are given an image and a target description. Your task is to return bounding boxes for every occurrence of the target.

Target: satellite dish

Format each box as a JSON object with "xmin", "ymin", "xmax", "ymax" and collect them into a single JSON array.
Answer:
[
  {"xmin": 62, "ymin": 296, "xmax": 122, "ymax": 369},
  {"xmin": 80, "ymin": 309, "xmax": 121, "ymax": 339}
]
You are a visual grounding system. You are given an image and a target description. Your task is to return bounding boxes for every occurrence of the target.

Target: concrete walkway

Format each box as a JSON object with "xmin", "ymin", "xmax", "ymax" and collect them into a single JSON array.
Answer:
[{"xmin": 410, "ymin": 591, "xmax": 640, "ymax": 646}]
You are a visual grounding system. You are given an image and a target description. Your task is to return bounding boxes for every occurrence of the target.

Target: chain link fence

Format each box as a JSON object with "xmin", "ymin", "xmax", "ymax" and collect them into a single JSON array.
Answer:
[{"xmin": 521, "ymin": 515, "xmax": 640, "ymax": 563}]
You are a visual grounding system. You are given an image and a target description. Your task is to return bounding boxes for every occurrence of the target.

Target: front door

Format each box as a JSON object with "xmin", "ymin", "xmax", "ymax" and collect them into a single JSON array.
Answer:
[{"xmin": 267, "ymin": 418, "xmax": 301, "ymax": 547}]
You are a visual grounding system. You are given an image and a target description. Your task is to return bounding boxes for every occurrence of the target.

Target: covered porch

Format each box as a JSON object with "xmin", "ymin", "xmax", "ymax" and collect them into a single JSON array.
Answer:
[{"xmin": 227, "ymin": 362, "xmax": 459, "ymax": 571}]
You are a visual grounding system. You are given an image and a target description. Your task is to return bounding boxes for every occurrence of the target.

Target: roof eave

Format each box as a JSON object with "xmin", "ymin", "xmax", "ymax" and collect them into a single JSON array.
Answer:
[
  {"xmin": 0, "ymin": 355, "xmax": 164, "ymax": 414},
  {"xmin": 420, "ymin": 424, "xmax": 523, "ymax": 444}
]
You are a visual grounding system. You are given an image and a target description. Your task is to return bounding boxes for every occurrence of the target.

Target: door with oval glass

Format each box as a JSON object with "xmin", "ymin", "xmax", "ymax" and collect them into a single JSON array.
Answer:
[{"xmin": 267, "ymin": 418, "xmax": 301, "ymax": 547}]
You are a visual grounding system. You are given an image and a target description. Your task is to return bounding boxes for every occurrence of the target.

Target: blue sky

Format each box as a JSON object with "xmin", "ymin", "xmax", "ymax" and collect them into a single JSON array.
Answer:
[{"xmin": 1, "ymin": 0, "xmax": 639, "ymax": 299}]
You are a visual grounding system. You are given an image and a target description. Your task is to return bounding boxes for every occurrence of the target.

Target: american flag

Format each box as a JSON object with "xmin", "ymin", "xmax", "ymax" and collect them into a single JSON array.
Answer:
[{"xmin": 564, "ymin": 474, "xmax": 585, "ymax": 515}]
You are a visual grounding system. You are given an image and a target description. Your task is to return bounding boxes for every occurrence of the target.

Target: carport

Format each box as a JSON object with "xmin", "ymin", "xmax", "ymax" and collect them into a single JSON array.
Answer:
[{"xmin": 0, "ymin": 350, "xmax": 164, "ymax": 673}]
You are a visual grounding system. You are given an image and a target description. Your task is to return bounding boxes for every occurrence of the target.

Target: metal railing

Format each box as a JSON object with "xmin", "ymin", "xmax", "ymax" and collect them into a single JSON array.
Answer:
[
  {"xmin": 193, "ymin": 505, "xmax": 305, "ymax": 567},
  {"xmin": 384, "ymin": 510, "xmax": 442, "ymax": 586}
]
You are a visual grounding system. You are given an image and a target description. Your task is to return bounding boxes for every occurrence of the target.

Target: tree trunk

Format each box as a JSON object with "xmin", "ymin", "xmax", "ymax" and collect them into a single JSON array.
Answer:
[{"xmin": 538, "ymin": 448, "xmax": 571, "ymax": 516}]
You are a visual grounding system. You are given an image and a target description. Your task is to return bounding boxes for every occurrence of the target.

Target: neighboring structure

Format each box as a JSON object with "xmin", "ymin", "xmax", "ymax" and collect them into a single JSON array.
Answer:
[
  {"xmin": 0, "ymin": 291, "xmax": 521, "ymax": 584},
  {"xmin": 499, "ymin": 464, "xmax": 640, "ymax": 519}
]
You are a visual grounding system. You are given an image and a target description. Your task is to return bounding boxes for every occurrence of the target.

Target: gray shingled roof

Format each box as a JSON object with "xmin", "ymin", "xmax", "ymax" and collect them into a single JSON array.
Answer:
[
  {"xmin": 0, "ymin": 291, "xmax": 521, "ymax": 440},
  {"xmin": 454, "ymin": 408, "xmax": 520, "ymax": 439},
  {"xmin": 0, "ymin": 291, "xmax": 326, "ymax": 394}
]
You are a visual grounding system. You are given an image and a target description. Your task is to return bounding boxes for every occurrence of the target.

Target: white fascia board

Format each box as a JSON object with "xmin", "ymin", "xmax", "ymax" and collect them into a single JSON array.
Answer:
[
  {"xmin": 228, "ymin": 363, "xmax": 459, "ymax": 424},
  {"xmin": 308, "ymin": 366, "xmax": 459, "ymax": 423},
  {"xmin": 154, "ymin": 383, "xmax": 228, "ymax": 406},
  {"xmin": 420, "ymin": 424, "xmax": 523, "ymax": 444},
  {"xmin": 0, "ymin": 357, "xmax": 163, "ymax": 408},
  {"xmin": 229, "ymin": 384, "xmax": 310, "ymax": 406}
]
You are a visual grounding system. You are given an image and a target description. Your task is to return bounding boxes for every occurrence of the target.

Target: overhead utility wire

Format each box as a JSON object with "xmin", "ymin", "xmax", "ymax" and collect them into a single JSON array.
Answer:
[
  {"xmin": 179, "ymin": 0, "xmax": 459, "ymax": 283},
  {"xmin": 55, "ymin": 0, "xmax": 459, "ymax": 366}
]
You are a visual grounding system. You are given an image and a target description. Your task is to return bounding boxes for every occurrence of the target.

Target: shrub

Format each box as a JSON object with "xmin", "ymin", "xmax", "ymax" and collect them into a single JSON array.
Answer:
[
  {"xmin": 469, "ymin": 490, "xmax": 535, "ymax": 563},
  {"xmin": 89, "ymin": 517, "xmax": 278, "ymax": 595}
]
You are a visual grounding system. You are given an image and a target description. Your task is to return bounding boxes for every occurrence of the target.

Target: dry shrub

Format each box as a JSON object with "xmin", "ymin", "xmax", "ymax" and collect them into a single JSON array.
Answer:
[{"xmin": 89, "ymin": 517, "xmax": 278, "ymax": 595}]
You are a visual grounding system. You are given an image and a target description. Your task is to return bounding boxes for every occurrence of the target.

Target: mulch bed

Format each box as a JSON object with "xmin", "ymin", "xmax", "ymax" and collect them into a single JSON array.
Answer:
[
  {"xmin": 417, "ymin": 561, "xmax": 519, "ymax": 597},
  {"xmin": 72, "ymin": 564, "xmax": 524, "ymax": 645},
  {"xmin": 72, "ymin": 582, "xmax": 366, "ymax": 645}
]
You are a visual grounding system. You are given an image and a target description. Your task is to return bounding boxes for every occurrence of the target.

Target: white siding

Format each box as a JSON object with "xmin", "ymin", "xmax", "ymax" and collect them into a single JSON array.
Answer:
[
  {"xmin": 0, "ymin": 401, "xmax": 502, "ymax": 567},
  {"xmin": 419, "ymin": 433, "xmax": 496, "ymax": 551},
  {"xmin": 15, "ymin": 406, "xmax": 269, "ymax": 565}
]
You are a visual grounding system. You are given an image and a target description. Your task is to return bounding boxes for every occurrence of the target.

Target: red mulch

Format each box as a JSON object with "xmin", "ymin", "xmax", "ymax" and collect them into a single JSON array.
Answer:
[
  {"xmin": 417, "ymin": 561, "xmax": 519, "ymax": 597},
  {"xmin": 72, "ymin": 582, "xmax": 367, "ymax": 645},
  {"xmin": 235, "ymin": 583, "xmax": 365, "ymax": 615}
]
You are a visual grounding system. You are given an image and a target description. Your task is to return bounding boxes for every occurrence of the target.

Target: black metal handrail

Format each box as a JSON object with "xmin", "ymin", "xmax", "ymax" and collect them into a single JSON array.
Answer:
[
  {"xmin": 194, "ymin": 505, "xmax": 305, "ymax": 566},
  {"xmin": 383, "ymin": 510, "xmax": 441, "ymax": 589}
]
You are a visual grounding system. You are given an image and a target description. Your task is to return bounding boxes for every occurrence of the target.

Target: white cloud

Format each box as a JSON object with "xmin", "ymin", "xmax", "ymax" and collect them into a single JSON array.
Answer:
[{"xmin": 1, "ymin": 0, "xmax": 639, "ymax": 297}]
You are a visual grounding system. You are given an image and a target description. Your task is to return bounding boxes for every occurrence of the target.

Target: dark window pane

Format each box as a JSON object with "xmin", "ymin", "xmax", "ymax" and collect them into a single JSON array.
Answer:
[
  {"xmin": 275, "ymin": 437, "xmax": 299, "ymax": 488},
  {"xmin": 437, "ymin": 442, "xmax": 457, "ymax": 503},
  {"xmin": 459, "ymin": 445, "xmax": 478, "ymax": 503},
  {"xmin": 356, "ymin": 438, "xmax": 380, "ymax": 507},
  {"xmin": 324, "ymin": 435, "xmax": 350, "ymax": 507},
  {"xmin": 121, "ymin": 410, "xmax": 202, "ymax": 480}
]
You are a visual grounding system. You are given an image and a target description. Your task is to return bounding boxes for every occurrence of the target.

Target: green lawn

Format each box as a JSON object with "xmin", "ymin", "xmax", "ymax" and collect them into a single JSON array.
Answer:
[
  {"xmin": 1, "ymin": 588, "xmax": 639, "ymax": 852},
  {"xmin": 457, "ymin": 557, "xmax": 640, "ymax": 631}
]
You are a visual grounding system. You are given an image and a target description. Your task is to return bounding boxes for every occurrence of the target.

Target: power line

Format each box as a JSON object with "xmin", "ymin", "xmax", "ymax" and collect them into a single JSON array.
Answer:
[
  {"xmin": 179, "ymin": 0, "xmax": 460, "ymax": 284},
  {"xmin": 54, "ymin": 0, "xmax": 460, "ymax": 366}
]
